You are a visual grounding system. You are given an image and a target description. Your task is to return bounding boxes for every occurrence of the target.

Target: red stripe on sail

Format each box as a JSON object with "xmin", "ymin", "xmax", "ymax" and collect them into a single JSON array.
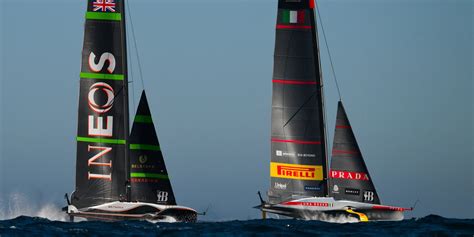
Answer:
[
  {"xmin": 271, "ymin": 138, "xmax": 321, "ymax": 145},
  {"xmin": 276, "ymin": 25, "xmax": 311, "ymax": 29},
  {"xmin": 332, "ymin": 150, "xmax": 359, "ymax": 155},
  {"xmin": 272, "ymin": 79, "xmax": 317, "ymax": 85},
  {"xmin": 309, "ymin": 0, "xmax": 315, "ymax": 9},
  {"xmin": 336, "ymin": 125, "xmax": 351, "ymax": 129}
]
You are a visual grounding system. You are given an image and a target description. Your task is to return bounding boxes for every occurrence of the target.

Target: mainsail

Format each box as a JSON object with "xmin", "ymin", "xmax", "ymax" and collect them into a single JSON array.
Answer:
[
  {"xmin": 269, "ymin": 0, "xmax": 329, "ymax": 204},
  {"xmin": 329, "ymin": 102, "xmax": 380, "ymax": 204},
  {"xmin": 72, "ymin": 0, "xmax": 130, "ymax": 208},
  {"xmin": 129, "ymin": 91, "xmax": 176, "ymax": 205}
]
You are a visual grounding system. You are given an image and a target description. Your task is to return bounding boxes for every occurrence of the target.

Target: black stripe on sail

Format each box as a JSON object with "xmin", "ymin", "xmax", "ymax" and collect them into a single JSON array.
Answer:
[
  {"xmin": 268, "ymin": 0, "xmax": 328, "ymax": 204},
  {"xmin": 129, "ymin": 91, "xmax": 177, "ymax": 205},
  {"xmin": 329, "ymin": 102, "xmax": 381, "ymax": 204}
]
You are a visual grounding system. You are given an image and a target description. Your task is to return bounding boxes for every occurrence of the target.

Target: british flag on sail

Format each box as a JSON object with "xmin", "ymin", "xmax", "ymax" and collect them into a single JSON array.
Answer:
[{"xmin": 92, "ymin": 0, "xmax": 116, "ymax": 12}]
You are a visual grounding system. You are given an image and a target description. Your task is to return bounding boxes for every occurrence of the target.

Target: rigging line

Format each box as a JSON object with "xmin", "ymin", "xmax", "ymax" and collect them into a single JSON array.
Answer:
[
  {"xmin": 126, "ymin": 10, "xmax": 136, "ymax": 113},
  {"xmin": 283, "ymin": 91, "xmax": 317, "ymax": 128},
  {"xmin": 315, "ymin": 0, "xmax": 342, "ymax": 101},
  {"xmin": 126, "ymin": 0, "xmax": 146, "ymax": 91}
]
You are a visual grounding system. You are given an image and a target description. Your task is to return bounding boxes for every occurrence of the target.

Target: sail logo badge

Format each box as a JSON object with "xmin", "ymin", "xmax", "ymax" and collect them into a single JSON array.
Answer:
[
  {"xmin": 364, "ymin": 191, "xmax": 375, "ymax": 202},
  {"xmin": 330, "ymin": 170, "xmax": 370, "ymax": 181},
  {"xmin": 157, "ymin": 191, "xmax": 169, "ymax": 202},
  {"xmin": 92, "ymin": 0, "xmax": 116, "ymax": 12},
  {"xmin": 139, "ymin": 155, "xmax": 148, "ymax": 164},
  {"xmin": 270, "ymin": 162, "xmax": 323, "ymax": 181},
  {"xmin": 282, "ymin": 10, "xmax": 305, "ymax": 24}
]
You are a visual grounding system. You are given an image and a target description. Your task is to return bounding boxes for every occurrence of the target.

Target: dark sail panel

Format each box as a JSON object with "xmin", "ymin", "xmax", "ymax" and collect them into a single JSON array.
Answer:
[
  {"xmin": 329, "ymin": 102, "xmax": 380, "ymax": 204},
  {"xmin": 268, "ymin": 0, "xmax": 328, "ymax": 204},
  {"xmin": 72, "ymin": 0, "xmax": 128, "ymax": 209},
  {"xmin": 130, "ymin": 91, "xmax": 176, "ymax": 205}
]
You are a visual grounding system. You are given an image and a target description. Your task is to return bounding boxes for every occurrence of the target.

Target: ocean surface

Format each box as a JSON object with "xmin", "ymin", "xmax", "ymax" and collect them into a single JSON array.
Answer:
[{"xmin": 0, "ymin": 215, "xmax": 472, "ymax": 236}]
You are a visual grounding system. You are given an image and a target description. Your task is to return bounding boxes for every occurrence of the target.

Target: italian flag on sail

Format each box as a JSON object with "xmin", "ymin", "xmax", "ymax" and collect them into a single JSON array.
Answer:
[{"xmin": 282, "ymin": 10, "xmax": 305, "ymax": 24}]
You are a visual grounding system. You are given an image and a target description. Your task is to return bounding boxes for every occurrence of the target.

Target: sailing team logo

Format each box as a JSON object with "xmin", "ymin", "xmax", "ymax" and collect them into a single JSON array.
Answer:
[
  {"xmin": 364, "ymin": 191, "xmax": 375, "ymax": 202},
  {"xmin": 270, "ymin": 162, "xmax": 323, "ymax": 181},
  {"xmin": 157, "ymin": 191, "xmax": 169, "ymax": 202},
  {"xmin": 92, "ymin": 0, "xmax": 116, "ymax": 12}
]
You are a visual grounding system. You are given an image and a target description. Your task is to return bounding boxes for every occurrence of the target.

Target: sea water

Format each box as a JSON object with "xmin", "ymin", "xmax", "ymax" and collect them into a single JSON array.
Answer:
[{"xmin": 0, "ymin": 194, "xmax": 472, "ymax": 236}]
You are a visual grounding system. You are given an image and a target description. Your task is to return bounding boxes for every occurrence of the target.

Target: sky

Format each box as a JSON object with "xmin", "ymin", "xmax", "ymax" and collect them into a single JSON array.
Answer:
[{"xmin": 0, "ymin": 0, "xmax": 472, "ymax": 221}]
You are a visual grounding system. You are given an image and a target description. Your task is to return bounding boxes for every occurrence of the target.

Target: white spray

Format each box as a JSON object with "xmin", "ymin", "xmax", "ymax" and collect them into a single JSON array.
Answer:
[{"xmin": 0, "ymin": 192, "xmax": 67, "ymax": 221}]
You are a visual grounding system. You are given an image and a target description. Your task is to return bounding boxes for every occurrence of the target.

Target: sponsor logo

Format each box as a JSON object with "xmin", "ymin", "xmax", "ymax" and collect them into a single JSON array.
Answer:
[
  {"xmin": 270, "ymin": 162, "xmax": 323, "ymax": 181},
  {"xmin": 304, "ymin": 186, "xmax": 321, "ymax": 191},
  {"xmin": 157, "ymin": 191, "xmax": 169, "ymax": 202},
  {"xmin": 274, "ymin": 182, "xmax": 288, "ymax": 190},
  {"xmin": 297, "ymin": 153, "xmax": 316, "ymax": 158},
  {"xmin": 282, "ymin": 201, "xmax": 334, "ymax": 207},
  {"xmin": 275, "ymin": 150, "xmax": 296, "ymax": 157},
  {"xmin": 139, "ymin": 155, "xmax": 148, "ymax": 164},
  {"xmin": 364, "ymin": 191, "xmax": 375, "ymax": 202},
  {"xmin": 345, "ymin": 188, "xmax": 360, "ymax": 196},
  {"xmin": 332, "ymin": 185, "xmax": 339, "ymax": 193},
  {"xmin": 85, "ymin": 52, "xmax": 117, "ymax": 181},
  {"xmin": 330, "ymin": 170, "xmax": 370, "ymax": 181}
]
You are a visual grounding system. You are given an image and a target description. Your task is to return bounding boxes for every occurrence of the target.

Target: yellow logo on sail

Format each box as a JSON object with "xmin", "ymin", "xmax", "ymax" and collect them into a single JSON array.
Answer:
[{"xmin": 270, "ymin": 162, "xmax": 323, "ymax": 181}]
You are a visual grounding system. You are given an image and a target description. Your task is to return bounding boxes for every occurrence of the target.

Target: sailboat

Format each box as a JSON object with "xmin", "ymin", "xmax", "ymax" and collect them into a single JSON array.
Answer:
[
  {"xmin": 64, "ymin": 0, "xmax": 197, "ymax": 222},
  {"xmin": 255, "ymin": 0, "xmax": 412, "ymax": 222}
]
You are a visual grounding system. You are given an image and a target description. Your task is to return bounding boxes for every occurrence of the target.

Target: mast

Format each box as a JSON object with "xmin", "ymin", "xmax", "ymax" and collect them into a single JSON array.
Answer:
[
  {"xmin": 268, "ymin": 0, "xmax": 329, "ymax": 203},
  {"xmin": 121, "ymin": 0, "xmax": 131, "ymax": 202},
  {"xmin": 309, "ymin": 0, "xmax": 330, "ymax": 196}
]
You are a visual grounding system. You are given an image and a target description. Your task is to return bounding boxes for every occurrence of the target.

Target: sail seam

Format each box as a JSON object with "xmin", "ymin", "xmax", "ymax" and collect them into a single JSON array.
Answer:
[
  {"xmin": 271, "ymin": 138, "xmax": 321, "ymax": 145},
  {"xmin": 273, "ymin": 79, "xmax": 318, "ymax": 85}
]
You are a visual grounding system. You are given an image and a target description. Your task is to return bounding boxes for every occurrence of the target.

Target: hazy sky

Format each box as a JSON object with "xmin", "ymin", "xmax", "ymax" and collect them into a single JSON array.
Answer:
[{"xmin": 0, "ymin": 0, "xmax": 472, "ymax": 220}]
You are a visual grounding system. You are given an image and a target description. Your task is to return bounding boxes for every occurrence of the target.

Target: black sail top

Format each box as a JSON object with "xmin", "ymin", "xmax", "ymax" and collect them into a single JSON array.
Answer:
[
  {"xmin": 129, "ymin": 91, "xmax": 176, "ymax": 205},
  {"xmin": 72, "ymin": 0, "xmax": 129, "ymax": 209},
  {"xmin": 268, "ymin": 0, "xmax": 329, "ymax": 204},
  {"xmin": 329, "ymin": 102, "xmax": 380, "ymax": 204}
]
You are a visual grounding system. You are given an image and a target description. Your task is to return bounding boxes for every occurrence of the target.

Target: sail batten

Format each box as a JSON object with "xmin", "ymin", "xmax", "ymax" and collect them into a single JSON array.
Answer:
[
  {"xmin": 329, "ymin": 101, "xmax": 380, "ymax": 204},
  {"xmin": 268, "ymin": 0, "xmax": 328, "ymax": 204}
]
